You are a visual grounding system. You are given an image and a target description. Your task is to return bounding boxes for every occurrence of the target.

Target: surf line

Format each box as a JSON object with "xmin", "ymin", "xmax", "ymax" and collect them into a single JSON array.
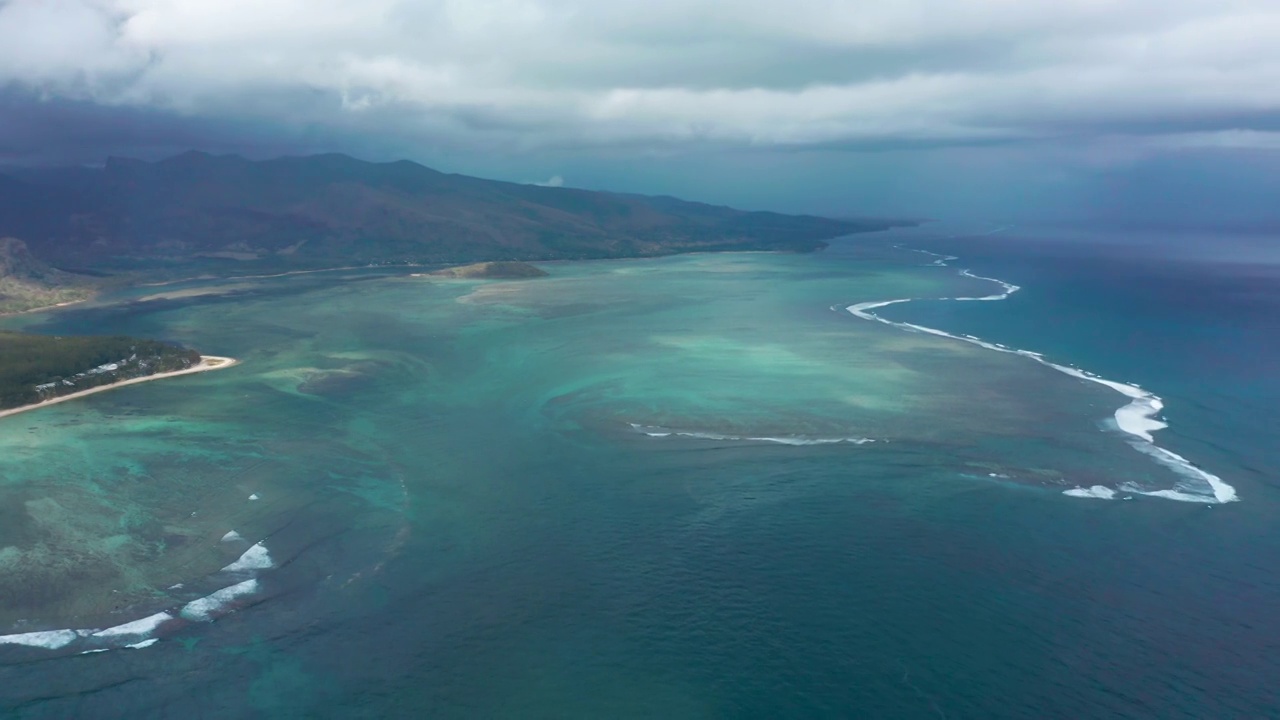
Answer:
[
  {"xmin": 845, "ymin": 248, "xmax": 1238, "ymax": 504},
  {"xmin": 0, "ymin": 539, "xmax": 274, "ymax": 654}
]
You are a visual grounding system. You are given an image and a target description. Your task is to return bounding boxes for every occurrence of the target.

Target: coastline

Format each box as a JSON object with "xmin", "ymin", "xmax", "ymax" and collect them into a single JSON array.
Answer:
[
  {"xmin": 0, "ymin": 355, "xmax": 238, "ymax": 421},
  {"xmin": 140, "ymin": 262, "xmax": 386, "ymax": 286}
]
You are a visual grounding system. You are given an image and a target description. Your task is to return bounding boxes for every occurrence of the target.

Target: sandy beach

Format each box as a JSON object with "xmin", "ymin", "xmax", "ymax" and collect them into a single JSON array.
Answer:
[
  {"xmin": 0, "ymin": 355, "xmax": 238, "ymax": 420},
  {"xmin": 6, "ymin": 298, "xmax": 90, "ymax": 317}
]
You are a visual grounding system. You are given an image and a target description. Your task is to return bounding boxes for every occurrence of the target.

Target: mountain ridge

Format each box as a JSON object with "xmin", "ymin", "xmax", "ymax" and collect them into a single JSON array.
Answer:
[{"xmin": 0, "ymin": 152, "xmax": 905, "ymax": 272}]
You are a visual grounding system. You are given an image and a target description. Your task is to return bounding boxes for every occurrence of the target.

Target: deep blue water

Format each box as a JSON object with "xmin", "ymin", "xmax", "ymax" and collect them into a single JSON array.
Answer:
[{"xmin": 891, "ymin": 227, "xmax": 1280, "ymax": 489}]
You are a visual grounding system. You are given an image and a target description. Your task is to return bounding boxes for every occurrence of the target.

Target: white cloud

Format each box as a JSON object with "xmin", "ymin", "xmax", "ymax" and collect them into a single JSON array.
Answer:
[
  {"xmin": 0, "ymin": 0, "xmax": 143, "ymax": 89},
  {"xmin": 3, "ymin": 0, "xmax": 1280, "ymax": 151}
]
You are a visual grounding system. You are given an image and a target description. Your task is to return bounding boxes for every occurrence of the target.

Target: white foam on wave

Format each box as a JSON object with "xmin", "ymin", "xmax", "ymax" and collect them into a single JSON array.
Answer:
[
  {"xmin": 181, "ymin": 579, "xmax": 260, "ymax": 622},
  {"xmin": 0, "ymin": 629, "xmax": 80, "ymax": 649},
  {"xmin": 846, "ymin": 260, "xmax": 1238, "ymax": 504},
  {"xmin": 750, "ymin": 436, "xmax": 875, "ymax": 446},
  {"xmin": 221, "ymin": 530, "xmax": 243, "ymax": 543},
  {"xmin": 901, "ymin": 248, "xmax": 962, "ymax": 267},
  {"xmin": 631, "ymin": 424, "xmax": 874, "ymax": 446},
  {"xmin": 221, "ymin": 542, "xmax": 273, "ymax": 573},
  {"xmin": 3, "ymin": 540, "xmax": 275, "ymax": 655},
  {"xmin": 956, "ymin": 269, "xmax": 1021, "ymax": 300},
  {"xmin": 1064, "ymin": 485, "xmax": 1117, "ymax": 499},
  {"xmin": 91, "ymin": 612, "xmax": 172, "ymax": 638}
]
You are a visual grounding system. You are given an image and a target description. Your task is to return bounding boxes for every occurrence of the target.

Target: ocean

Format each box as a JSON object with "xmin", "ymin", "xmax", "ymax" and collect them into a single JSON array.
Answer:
[{"xmin": 1, "ymin": 226, "xmax": 1277, "ymax": 718}]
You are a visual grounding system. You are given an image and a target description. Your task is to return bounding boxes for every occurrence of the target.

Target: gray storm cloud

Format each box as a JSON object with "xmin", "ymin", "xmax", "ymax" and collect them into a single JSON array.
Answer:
[
  {"xmin": 2, "ymin": 0, "xmax": 1279, "ymax": 151},
  {"xmin": 2, "ymin": 0, "xmax": 1279, "ymax": 228}
]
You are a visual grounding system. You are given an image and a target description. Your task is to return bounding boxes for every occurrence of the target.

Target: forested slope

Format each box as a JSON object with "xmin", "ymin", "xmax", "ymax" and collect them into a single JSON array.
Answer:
[{"xmin": 0, "ymin": 331, "xmax": 199, "ymax": 409}]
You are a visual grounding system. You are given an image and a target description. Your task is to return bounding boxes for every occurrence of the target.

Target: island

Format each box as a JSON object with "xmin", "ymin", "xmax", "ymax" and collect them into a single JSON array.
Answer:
[
  {"xmin": 422, "ymin": 261, "xmax": 550, "ymax": 279},
  {"xmin": 0, "ymin": 331, "xmax": 236, "ymax": 416}
]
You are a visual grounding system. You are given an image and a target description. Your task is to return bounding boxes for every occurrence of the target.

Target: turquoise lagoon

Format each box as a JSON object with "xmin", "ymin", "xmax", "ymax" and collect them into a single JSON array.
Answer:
[{"xmin": 0, "ymin": 235, "xmax": 1273, "ymax": 718}]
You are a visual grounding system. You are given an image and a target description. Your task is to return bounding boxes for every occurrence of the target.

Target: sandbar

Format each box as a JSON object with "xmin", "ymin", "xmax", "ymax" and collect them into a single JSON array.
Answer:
[{"xmin": 7, "ymin": 298, "xmax": 90, "ymax": 316}]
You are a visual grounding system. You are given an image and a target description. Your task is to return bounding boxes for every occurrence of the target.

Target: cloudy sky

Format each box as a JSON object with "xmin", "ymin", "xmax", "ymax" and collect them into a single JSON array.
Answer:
[{"xmin": 2, "ymin": 0, "xmax": 1279, "ymax": 225}]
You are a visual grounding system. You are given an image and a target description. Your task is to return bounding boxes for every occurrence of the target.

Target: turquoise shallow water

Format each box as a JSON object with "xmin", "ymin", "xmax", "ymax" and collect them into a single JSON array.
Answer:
[{"xmin": 1, "ymin": 236, "xmax": 1277, "ymax": 717}]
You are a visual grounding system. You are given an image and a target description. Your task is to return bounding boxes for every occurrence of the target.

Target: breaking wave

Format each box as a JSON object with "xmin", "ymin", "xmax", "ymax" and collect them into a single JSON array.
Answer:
[
  {"xmin": 846, "ymin": 247, "xmax": 1237, "ymax": 504},
  {"xmin": 0, "ymin": 536, "xmax": 275, "ymax": 655},
  {"xmin": 630, "ymin": 424, "xmax": 875, "ymax": 446}
]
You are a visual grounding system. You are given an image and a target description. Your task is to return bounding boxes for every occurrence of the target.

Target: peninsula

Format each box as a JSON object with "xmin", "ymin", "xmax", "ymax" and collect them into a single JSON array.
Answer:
[{"xmin": 0, "ymin": 331, "xmax": 235, "ymax": 416}]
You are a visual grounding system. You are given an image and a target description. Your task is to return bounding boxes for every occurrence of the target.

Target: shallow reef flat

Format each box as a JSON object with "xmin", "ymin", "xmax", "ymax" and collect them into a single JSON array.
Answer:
[{"xmin": 0, "ymin": 240, "xmax": 1236, "ymax": 685}]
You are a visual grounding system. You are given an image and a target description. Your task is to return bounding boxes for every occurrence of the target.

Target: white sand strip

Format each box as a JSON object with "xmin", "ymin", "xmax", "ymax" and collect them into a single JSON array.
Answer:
[{"xmin": 0, "ymin": 355, "xmax": 238, "ymax": 421}]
